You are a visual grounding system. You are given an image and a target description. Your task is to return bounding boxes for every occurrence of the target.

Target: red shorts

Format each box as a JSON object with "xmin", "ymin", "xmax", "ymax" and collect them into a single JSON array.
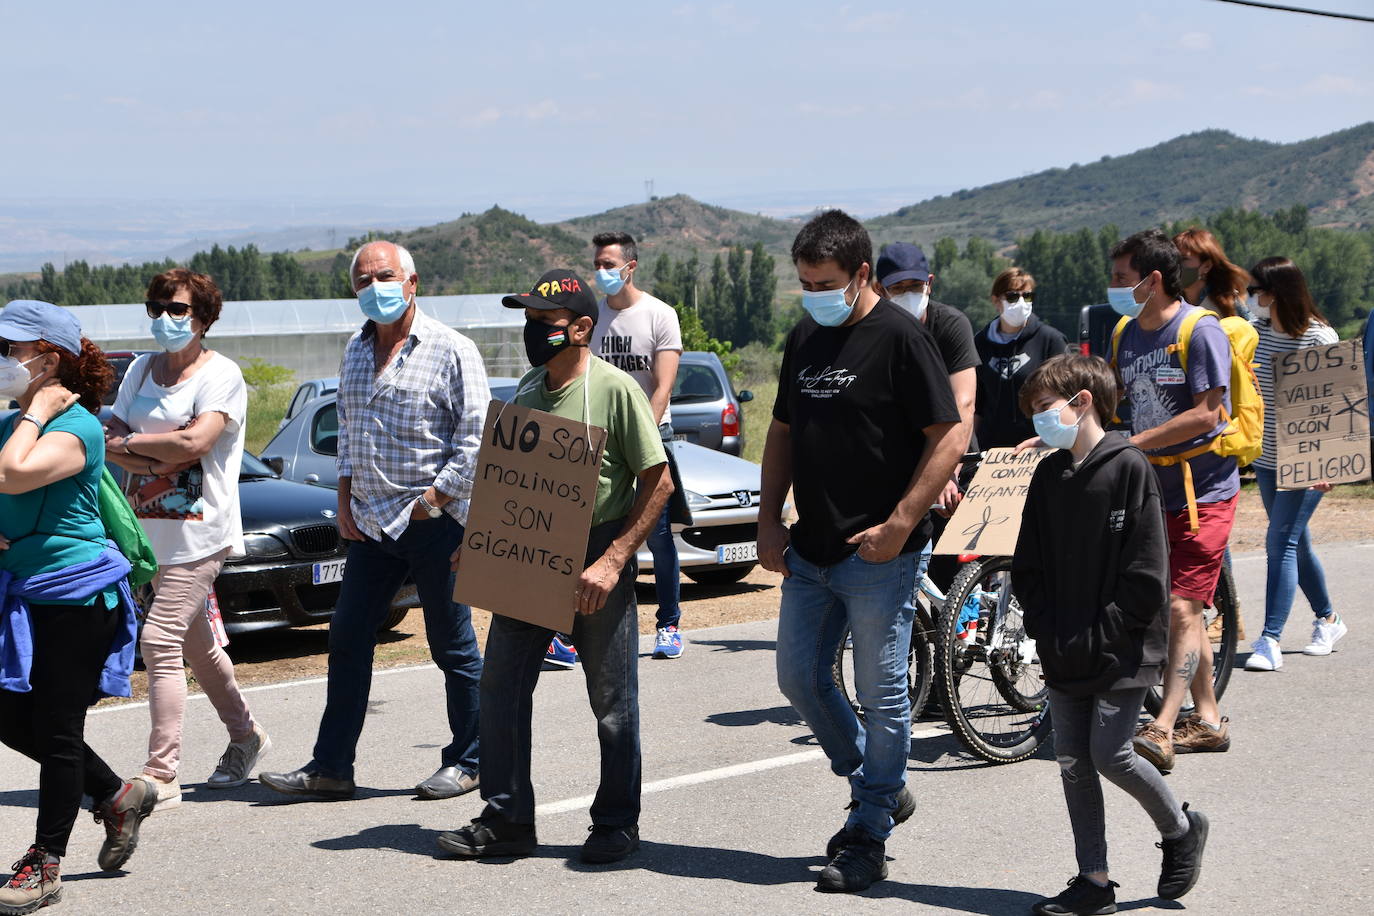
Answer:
[{"xmin": 1165, "ymin": 495, "xmax": 1236, "ymax": 602}]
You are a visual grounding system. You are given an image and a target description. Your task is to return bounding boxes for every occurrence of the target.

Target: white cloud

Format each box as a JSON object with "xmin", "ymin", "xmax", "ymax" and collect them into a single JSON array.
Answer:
[
  {"xmin": 1102, "ymin": 79, "xmax": 1184, "ymax": 109},
  {"xmin": 1179, "ymin": 31, "xmax": 1213, "ymax": 52}
]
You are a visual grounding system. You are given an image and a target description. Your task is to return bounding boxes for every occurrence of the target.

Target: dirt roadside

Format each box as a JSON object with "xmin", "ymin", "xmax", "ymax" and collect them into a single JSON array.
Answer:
[{"xmin": 110, "ymin": 484, "xmax": 1373, "ymax": 704}]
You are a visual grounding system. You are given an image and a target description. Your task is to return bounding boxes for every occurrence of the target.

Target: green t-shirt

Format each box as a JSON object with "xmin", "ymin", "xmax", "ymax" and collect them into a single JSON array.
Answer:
[
  {"xmin": 0, "ymin": 405, "xmax": 115, "ymax": 606},
  {"xmin": 515, "ymin": 357, "xmax": 667, "ymax": 526}
]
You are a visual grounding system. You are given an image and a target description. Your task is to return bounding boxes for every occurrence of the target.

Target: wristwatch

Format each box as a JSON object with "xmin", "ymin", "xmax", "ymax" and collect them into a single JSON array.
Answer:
[{"xmin": 417, "ymin": 492, "xmax": 443, "ymax": 518}]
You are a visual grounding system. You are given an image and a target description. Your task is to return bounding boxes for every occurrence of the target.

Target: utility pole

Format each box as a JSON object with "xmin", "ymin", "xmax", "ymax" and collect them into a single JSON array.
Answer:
[{"xmin": 645, "ymin": 179, "xmax": 654, "ymax": 201}]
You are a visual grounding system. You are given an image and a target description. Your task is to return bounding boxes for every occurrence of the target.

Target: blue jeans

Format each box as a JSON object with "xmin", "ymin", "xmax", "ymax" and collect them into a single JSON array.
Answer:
[
  {"xmin": 650, "ymin": 423, "xmax": 682, "ymax": 629},
  {"xmin": 1254, "ymin": 466, "xmax": 1333, "ymax": 640},
  {"xmin": 775, "ymin": 548, "xmax": 916, "ymax": 841},
  {"xmin": 310, "ymin": 515, "xmax": 481, "ymax": 780},
  {"xmin": 478, "ymin": 520, "xmax": 641, "ymax": 827}
]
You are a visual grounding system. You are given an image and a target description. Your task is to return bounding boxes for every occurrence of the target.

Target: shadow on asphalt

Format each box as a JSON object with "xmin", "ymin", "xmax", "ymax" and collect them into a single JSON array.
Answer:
[
  {"xmin": 314, "ymin": 823, "xmax": 438, "ymax": 857},
  {"xmin": 222, "ymin": 626, "xmax": 409, "ymax": 666},
  {"xmin": 704, "ymin": 705, "xmax": 803, "ymax": 729},
  {"xmin": 692, "ymin": 638, "xmax": 776, "ymax": 653},
  {"xmin": 0, "ymin": 789, "xmax": 39, "ymax": 809},
  {"xmin": 249, "ymin": 785, "xmax": 417, "ymax": 807}
]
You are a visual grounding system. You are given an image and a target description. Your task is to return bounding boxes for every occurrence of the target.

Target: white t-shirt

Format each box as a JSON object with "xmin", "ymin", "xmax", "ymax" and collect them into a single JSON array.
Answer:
[
  {"xmin": 112, "ymin": 351, "xmax": 248, "ymax": 565},
  {"xmin": 592, "ymin": 291, "xmax": 683, "ymax": 426}
]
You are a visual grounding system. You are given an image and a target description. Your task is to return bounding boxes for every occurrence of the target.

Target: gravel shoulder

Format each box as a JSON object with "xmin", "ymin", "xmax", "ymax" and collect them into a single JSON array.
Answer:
[{"xmin": 109, "ymin": 483, "xmax": 1373, "ymax": 704}]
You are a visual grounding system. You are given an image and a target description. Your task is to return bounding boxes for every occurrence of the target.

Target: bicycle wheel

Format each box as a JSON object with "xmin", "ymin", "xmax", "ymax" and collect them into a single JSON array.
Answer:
[
  {"xmin": 833, "ymin": 610, "xmax": 934, "ymax": 725},
  {"xmin": 1144, "ymin": 560, "xmax": 1239, "ymax": 718},
  {"xmin": 935, "ymin": 556, "xmax": 1051, "ymax": 764}
]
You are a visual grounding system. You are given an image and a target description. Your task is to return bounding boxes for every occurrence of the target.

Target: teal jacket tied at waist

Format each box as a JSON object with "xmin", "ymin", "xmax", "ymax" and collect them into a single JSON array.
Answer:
[{"xmin": 0, "ymin": 544, "xmax": 140, "ymax": 699}]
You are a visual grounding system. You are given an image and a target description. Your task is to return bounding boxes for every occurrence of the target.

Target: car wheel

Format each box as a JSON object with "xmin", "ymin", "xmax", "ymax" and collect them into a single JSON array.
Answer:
[
  {"xmin": 380, "ymin": 605, "xmax": 411, "ymax": 631},
  {"xmin": 684, "ymin": 565, "xmax": 754, "ymax": 587}
]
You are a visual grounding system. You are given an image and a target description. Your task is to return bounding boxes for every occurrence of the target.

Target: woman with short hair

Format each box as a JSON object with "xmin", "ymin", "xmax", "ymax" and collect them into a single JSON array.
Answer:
[
  {"xmin": 105, "ymin": 269, "xmax": 269, "ymax": 810},
  {"xmin": 1243, "ymin": 257, "xmax": 1345, "ymax": 672},
  {"xmin": 0, "ymin": 299, "xmax": 156, "ymax": 913},
  {"xmin": 973, "ymin": 267, "xmax": 1068, "ymax": 450}
]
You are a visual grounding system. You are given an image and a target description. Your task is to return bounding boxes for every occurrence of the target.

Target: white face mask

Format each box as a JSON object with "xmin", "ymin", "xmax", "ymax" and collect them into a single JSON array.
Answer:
[
  {"xmin": 1247, "ymin": 293, "xmax": 1270, "ymax": 320},
  {"xmin": 1001, "ymin": 296, "xmax": 1032, "ymax": 328},
  {"xmin": 891, "ymin": 290, "xmax": 930, "ymax": 321},
  {"xmin": 0, "ymin": 355, "xmax": 41, "ymax": 399}
]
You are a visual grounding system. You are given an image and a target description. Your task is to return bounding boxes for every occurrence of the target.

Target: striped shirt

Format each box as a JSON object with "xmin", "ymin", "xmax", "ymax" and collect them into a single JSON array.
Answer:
[
  {"xmin": 1251, "ymin": 317, "xmax": 1339, "ymax": 469},
  {"xmin": 336, "ymin": 307, "xmax": 491, "ymax": 539}
]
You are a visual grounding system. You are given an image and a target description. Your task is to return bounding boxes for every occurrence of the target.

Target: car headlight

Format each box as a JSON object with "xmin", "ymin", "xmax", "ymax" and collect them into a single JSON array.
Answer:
[
  {"xmin": 228, "ymin": 533, "xmax": 290, "ymax": 562},
  {"xmin": 684, "ymin": 490, "xmax": 712, "ymax": 509}
]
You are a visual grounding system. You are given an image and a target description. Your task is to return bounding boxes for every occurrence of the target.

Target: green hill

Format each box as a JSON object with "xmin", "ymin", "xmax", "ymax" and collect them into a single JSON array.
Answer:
[{"xmin": 868, "ymin": 122, "xmax": 1374, "ymax": 247}]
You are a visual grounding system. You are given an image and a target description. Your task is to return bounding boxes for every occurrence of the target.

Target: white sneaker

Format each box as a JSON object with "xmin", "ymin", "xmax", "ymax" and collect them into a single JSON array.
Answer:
[
  {"xmin": 148, "ymin": 775, "xmax": 181, "ymax": 812},
  {"xmin": 1303, "ymin": 614, "xmax": 1347, "ymax": 656},
  {"xmin": 1244, "ymin": 635, "xmax": 1283, "ymax": 671},
  {"xmin": 207, "ymin": 723, "xmax": 272, "ymax": 789}
]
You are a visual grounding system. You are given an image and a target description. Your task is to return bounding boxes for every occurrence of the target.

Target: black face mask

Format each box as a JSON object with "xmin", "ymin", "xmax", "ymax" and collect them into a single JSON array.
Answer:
[{"xmin": 523, "ymin": 318, "xmax": 584, "ymax": 367}]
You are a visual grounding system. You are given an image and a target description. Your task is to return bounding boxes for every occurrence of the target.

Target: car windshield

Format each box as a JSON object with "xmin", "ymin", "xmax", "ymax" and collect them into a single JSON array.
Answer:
[
  {"xmin": 491, "ymin": 381, "xmax": 518, "ymax": 403},
  {"xmin": 672, "ymin": 365, "xmax": 724, "ymax": 404}
]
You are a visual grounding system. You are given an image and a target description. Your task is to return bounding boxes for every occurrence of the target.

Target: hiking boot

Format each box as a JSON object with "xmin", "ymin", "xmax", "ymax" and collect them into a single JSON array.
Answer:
[
  {"xmin": 0, "ymin": 847, "xmax": 60, "ymax": 915},
  {"xmin": 817, "ymin": 830, "xmax": 887, "ymax": 893},
  {"xmin": 580, "ymin": 825, "xmax": 639, "ymax": 864},
  {"xmin": 825, "ymin": 788, "xmax": 915, "ymax": 859},
  {"xmin": 1303, "ymin": 613, "xmax": 1347, "ymax": 656},
  {"xmin": 93, "ymin": 776, "xmax": 157, "ymax": 871},
  {"xmin": 1172, "ymin": 715, "xmax": 1230, "ymax": 755},
  {"xmin": 436, "ymin": 817, "xmax": 537, "ymax": 858},
  {"xmin": 1157, "ymin": 802, "xmax": 1209, "ymax": 900},
  {"xmin": 1031, "ymin": 875, "xmax": 1118, "ymax": 915},
  {"xmin": 207, "ymin": 723, "xmax": 272, "ymax": 789},
  {"xmin": 1132, "ymin": 722, "xmax": 1174, "ymax": 773},
  {"xmin": 257, "ymin": 767, "xmax": 355, "ymax": 800},
  {"xmin": 1244, "ymin": 635, "xmax": 1282, "ymax": 671}
]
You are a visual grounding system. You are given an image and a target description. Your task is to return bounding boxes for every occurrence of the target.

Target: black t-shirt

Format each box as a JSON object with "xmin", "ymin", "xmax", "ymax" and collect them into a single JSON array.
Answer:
[
  {"xmin": 924, "ymin": 300, "xmax": 979, "ymax": 375},
  {"xmin": 774, "ymin": 299, "xmax": 961, "ymax": 566}
]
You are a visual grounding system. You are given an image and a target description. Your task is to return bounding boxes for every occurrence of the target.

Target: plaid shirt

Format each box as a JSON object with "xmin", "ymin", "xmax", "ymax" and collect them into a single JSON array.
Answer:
[{"xmin": 336, "ymin": 308, "xmax": 490, "ymax": 540}]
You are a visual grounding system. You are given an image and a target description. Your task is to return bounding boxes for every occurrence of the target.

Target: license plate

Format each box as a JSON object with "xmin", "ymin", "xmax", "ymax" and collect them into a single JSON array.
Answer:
[
  {"xmin": 312, "ymin": 559, "xmax": 346, "ymax": 585},
  {"xmin": 672, "ymin": 433, "xmax": 688, "ymax": 441},
  {"xmin": 716, "ymin": 542, "xmax": 758, "ymax": 564}
]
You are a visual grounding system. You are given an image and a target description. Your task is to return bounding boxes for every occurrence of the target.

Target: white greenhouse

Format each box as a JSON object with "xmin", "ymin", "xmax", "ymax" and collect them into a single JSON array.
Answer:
[{"xmin": 56, "ymin": 295, "xmax": 527, "ymax": 381}]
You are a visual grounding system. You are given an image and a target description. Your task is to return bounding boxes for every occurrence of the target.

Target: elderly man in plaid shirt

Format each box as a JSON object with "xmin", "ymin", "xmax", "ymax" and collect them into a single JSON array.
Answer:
[{"xmin": 261, "ymin": 241, "xmax": 489, "ymax": 801}]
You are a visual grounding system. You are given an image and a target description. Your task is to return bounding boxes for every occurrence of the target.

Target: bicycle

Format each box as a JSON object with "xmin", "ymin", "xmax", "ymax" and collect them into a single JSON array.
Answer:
[{"xmin": 1143, "ymin": 558, "xmax": 1239, "ymax": 719}]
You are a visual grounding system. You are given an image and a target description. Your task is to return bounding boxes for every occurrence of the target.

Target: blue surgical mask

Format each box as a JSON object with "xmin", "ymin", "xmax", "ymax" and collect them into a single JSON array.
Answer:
[
  {"xmin": 1106, "ymin": 277, "xmax": 1149, "ymax": 318},
  {"xmin": 1033, "ymin": 393, "xmax": 1083, "ymax": 450},
  {"xmin": 150, "ymin": 313, "xmax": 196, "ymax": 353},
  {"xmin": 358, "ymin": 280, "xmax": 411, "ymax": 324},
  {"xmin": 801, "ymin": 278, "xmax": 857, "ymax": 327},
  {"xmin": 594, "ymin": 267, "xmax": 626, "ymax": 296}
]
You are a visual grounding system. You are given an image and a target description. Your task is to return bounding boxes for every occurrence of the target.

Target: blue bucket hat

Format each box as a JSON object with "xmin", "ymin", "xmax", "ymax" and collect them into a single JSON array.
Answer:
[{"xmin": 0, "ymin": 300, "xmax": 83, "ymax": 357}]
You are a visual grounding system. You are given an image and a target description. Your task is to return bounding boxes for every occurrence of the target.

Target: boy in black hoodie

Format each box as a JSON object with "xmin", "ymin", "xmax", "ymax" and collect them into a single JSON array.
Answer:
[{"xmin": 1011, "ymin": 355, "xmax": 1208, "ymax": 915}]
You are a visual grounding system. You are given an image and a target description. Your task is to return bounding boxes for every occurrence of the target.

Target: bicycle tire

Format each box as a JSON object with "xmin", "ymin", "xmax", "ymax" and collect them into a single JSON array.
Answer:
[
  {"xmin": 1144, "ymin": 560, "xmax": 1239, "ymax": 718},
  {"xmin": 935, "ymin": 557, "xmax": 1051, "ymax": 764},
  {"xmin": 833, "ymin": 610, "xmax": 935, "ymax": 725}
]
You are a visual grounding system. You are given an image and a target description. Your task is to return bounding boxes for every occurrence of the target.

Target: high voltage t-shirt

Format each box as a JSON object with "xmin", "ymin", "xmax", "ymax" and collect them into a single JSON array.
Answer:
[
  {"xmin": 773, "ymin": 299, "xmax": 960, "ymax": 566},
  {"xmin": 592, "ymin": 292, "xmax": 683, "ymax": 426}
]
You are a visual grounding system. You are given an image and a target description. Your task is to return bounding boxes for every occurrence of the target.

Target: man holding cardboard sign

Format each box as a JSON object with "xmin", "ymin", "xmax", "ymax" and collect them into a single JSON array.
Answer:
[{"xmin": 438, "ymin": 269, "xmax": 671, "ymax": 866}]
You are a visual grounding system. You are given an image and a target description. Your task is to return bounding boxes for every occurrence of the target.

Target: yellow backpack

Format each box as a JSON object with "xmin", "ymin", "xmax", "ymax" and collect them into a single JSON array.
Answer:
[{"xmin": 1111, "ymin": 309, "xmax": 1264, "ymax": 530}]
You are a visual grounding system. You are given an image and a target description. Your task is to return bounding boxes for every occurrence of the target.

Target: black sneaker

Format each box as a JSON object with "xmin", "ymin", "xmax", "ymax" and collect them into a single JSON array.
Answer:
[
  {"xmin": 1032, "ymin": 875, "xmax": 1118, "ymax": 915},
  {"xmin": 816, "ymin": 830, "xmax": 887, "ymax": 893},
  {"xmin": 1157, "ymin": 802, "xmax": 1209, "ymax": 900},
  {"xmin": 580, "ymin": 825, "xmax": 639, "ymax": 864},
  {"xmin": 825, "ymin": 788, "xmax": 915, "ymax": 859},
  {"xmin": 435, "ymin": 817, "xmax": 537, "ymax": 858}
]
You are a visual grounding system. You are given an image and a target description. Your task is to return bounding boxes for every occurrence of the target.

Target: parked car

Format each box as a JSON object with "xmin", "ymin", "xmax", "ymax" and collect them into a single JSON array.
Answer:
[
  {"xmin": 669, "ymin": 351, "xmax": 753, "ymax": 455},
  {"xmin": 103, "ymin": 350, "xmax": 156, "ymax": 405},
  {"xmin": 261, "ymin": 381, "xmax": 777, "ymax": 586},
  {"xmin": 1078, "ymin": 303, "xmax": 1115, "ymax": 359},
  {"xmin": 0, "ymin": 406, "xmax": 415, "ymax": 636},
  {"xmin": 280, "ymin": 377, "xmax": 339, "ymax": 430}
]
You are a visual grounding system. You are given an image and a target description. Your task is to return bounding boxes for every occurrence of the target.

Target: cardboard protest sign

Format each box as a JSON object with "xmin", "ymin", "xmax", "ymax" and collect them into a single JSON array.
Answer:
[
  {"xmin": 933, "ymin": 447, "xmax": 1052, "ymax": 556},
  {"xmin": 1273, "ymin": 339, "xmax": 1369, "ymax": 490},
  {"xmin": 453, "ymin": 400, "xmax": 607, "ymax": 632}
]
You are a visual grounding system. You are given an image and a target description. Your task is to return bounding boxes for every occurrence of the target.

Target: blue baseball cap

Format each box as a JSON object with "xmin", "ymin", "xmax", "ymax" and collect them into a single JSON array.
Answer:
[
  {"xmin": 876, "ymin": 243, "xmax": 931, "ymax": 287},
  {"xmin": 0, "ymin": 299, "xmax": 83, "ymax": 357}
]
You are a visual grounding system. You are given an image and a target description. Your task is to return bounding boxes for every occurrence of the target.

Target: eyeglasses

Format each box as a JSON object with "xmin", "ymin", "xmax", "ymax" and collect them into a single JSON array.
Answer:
[
  {"xmin": 146, "ymin": 300, "xmax": 192, "ymax": 320},
  {"xmin": 1245, "ymin": 286, "xmax": 1266, "ymax": 297},
  {"xmin": 1003, "ymin": 291, "xmax": 1035, "ymax": 304}
]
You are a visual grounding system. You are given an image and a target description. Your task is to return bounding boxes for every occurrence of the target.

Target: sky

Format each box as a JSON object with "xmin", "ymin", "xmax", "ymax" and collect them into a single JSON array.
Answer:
[{"xmin": 1, "ymin": 0, "xmax": 1371, "ymax": 261}]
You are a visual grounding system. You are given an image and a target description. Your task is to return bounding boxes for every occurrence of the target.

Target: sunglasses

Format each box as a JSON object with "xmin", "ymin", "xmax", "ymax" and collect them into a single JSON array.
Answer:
[
  {"xmin": 1245, "ymin": 286, "xmax": 1266, "ymax": 297},
  {"xmin": 1003, "ymin": 291, "xmax": 1035, "ymax": 304},
  {"xmin": 146, "ymin": 300, "xmax": 192, "ymax": 320}
]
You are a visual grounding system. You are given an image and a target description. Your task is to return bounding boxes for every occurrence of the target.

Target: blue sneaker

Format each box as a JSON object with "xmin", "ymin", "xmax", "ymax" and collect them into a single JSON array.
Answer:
[
  {"xmin": 544, "ymin": 635, "xmax": 577, "ymax": 669},
  {"xmin": 652, "ymin": 626, "xmax": 684, "ymax": 659}
]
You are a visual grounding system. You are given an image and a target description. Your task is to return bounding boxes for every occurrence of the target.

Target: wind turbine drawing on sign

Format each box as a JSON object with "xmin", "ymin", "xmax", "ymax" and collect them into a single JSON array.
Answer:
[{"xmin": 1334, "ymin": 390, "xmax": 1368, "ymax": 437}]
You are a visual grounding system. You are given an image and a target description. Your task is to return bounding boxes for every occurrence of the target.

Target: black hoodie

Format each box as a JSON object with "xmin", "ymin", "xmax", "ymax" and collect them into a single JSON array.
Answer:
[
  {"xmin": 973, "ymin": 315, "xmax": 1068, "ymax": 449},
  {"xmin": 1011, "ymin": 433, "xmax": 1170, "ymax": 696}
]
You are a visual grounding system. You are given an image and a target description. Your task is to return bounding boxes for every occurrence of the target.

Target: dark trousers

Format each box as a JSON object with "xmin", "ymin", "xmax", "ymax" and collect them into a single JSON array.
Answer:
[
  {"xmin": 0, "ymin": 603, "xmax": 123, "ymax": 857},
  {"xmin": 309, "ymin": 515, "xmax": 482, "ymax": 779},
  {"xmin": 478, "ymin": 519, "xmax": 641, "ymax": 827}
]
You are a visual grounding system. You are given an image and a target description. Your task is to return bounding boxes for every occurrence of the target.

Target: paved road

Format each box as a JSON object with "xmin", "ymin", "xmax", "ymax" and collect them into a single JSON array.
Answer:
[{"xmin": 3, "ymin": 544, "xmax": 1371, "ymax": 915}]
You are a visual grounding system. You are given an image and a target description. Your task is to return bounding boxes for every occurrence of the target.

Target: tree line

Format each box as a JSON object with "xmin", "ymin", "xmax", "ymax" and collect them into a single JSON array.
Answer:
[{"xmin": 646, "ymin": 242, "xmax": 778, "ymax": 348}]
